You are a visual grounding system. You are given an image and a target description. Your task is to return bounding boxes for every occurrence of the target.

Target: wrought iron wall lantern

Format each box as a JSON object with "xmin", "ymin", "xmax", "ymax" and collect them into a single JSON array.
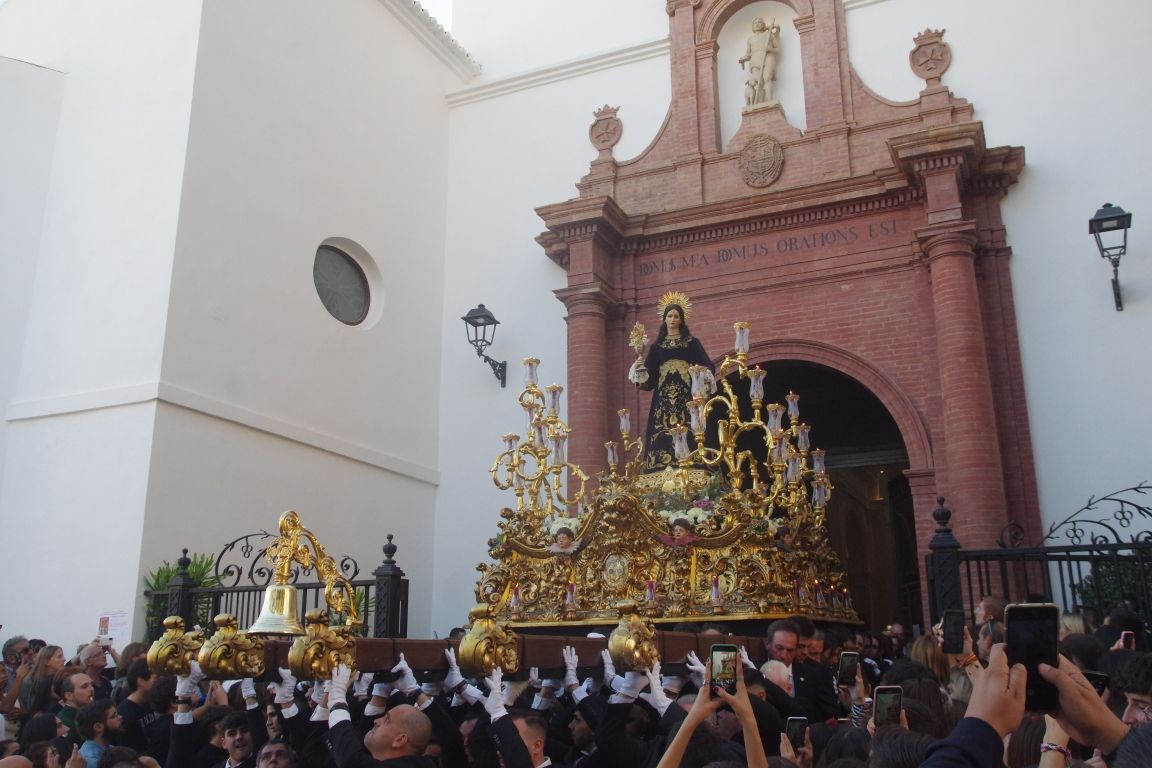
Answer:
[
  {"xmin": 1089, "ymin": 203, "xmax": 1133, "ymax": 311},
  {"xmin": 462, "ymin": 304, "xmax": 508, "ymax": 387}
]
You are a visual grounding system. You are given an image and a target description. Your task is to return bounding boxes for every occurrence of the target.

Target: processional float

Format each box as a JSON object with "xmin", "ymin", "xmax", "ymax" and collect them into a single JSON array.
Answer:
[{"xmin": 148, "ymin": 318, "xmax": 857, "ymax": 678}]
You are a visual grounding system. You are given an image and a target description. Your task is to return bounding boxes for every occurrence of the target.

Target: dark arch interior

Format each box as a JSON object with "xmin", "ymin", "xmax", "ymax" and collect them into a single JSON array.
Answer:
[{"xmin": 713, "ymin": 359, "xmax": 923, "ymax": 631}]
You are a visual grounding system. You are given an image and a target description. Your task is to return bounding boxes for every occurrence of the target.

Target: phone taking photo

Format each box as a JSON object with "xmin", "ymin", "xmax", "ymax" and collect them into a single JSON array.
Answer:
[
  {"xmin": 710, "ymin": 643, "xmax": 739, "ymax": 696},
  {"xmin": 1121, "ymin": 630, "xmax": 1135, "ymax": 650},
  {"xmin": 785, "ymin": 717, "xmax": 808, "ymax": 750},
  {"xmin": 836, "ymin": 651, "xmax": 860, "ymax": 686},
  {"xmin": 942, "ymin": 609, "xmax": 965, "ymax": 654},
  {"xmin": 873, "ymin": 685, "xmax": 902, "ymax": 727},
  {"xmin": 1082, "ymin": 670, "xmax": 1109, "ymax": 696},
  {"xmin": 1006, "ymin": 602, "xmax": 1061, "ymax": 712}
]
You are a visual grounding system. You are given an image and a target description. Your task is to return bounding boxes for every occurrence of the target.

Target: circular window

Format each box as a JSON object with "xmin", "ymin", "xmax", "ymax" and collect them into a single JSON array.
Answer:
[{"xmin": 313, "ymin": 245, "xmax": 370, "ymax": 325}]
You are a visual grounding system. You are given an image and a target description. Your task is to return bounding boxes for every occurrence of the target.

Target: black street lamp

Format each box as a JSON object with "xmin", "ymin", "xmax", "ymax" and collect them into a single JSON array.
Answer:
[
  {"xmin": 462, "ymin": 304, "xmax": 508, "ymax": 387},
  {"xmin": 1089, "ymin": 203, "xmax": 1133, "ymax": 311}
]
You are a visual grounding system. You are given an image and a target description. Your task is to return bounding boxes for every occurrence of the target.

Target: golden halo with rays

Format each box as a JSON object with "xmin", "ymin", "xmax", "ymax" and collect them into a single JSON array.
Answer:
[{"xmin": 656, "ymin": 291, "xmax": 693, "ymax": 322}]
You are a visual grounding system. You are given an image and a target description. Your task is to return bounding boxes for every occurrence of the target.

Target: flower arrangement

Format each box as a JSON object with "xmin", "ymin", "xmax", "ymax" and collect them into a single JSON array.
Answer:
[{"xmin": 644, "ymin": 473, "xmax": 728, "ymax": 529}]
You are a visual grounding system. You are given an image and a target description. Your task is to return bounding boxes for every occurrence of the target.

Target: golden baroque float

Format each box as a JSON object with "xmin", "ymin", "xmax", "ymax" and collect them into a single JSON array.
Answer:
[{"xmin": 473, "ymin": 321, "xmax": 857, "ymax": 627}]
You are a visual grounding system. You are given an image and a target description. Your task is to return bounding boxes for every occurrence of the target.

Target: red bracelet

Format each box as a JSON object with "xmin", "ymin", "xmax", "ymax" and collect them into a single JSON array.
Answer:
[{"xmin": 1040, "ymin": 742, "xmax": 1071, "ymax": 763}]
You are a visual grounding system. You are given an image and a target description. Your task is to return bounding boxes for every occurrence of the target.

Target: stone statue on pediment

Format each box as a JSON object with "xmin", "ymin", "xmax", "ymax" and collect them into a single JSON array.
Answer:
[{"xmin": 739, "ymin": 17, "xmax": 781, "ymax": 108}]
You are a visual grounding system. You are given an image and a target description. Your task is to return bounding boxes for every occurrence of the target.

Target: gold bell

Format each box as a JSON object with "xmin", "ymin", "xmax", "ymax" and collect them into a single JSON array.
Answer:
[{"xmin": 249, "ymin": 584, "xmax": 306, "ymax": 636}]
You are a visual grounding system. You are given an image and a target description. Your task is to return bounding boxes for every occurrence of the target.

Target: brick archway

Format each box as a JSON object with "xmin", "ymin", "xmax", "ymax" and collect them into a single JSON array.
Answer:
[{"xmin": 748, "ymin": 338, "xmax": 931, "ymax": 472}]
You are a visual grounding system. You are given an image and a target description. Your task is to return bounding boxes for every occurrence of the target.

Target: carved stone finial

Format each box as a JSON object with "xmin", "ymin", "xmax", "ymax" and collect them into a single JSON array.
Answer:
[
  {"xmin": 382, "ymin": 534, "xmax": 397, "ymax": 564},
  {"xmin": 910, "ymin": 28, "xmax": 951, "ymax": 85},
  {"xmin": 589, "ymin": 106, "xmax": 623, "ymax": 154}
]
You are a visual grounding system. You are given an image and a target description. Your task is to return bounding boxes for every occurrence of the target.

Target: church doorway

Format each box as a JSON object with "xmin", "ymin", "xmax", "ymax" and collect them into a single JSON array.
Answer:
[{"xmin": 722, "ymin": 359, "xmax": 921, "ymax": 632}]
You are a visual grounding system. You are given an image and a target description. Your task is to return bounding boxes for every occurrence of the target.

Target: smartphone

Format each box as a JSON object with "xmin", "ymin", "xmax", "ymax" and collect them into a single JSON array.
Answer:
[
  {"xmin": 873, "ymin": 685, "xmax": 902, "ymax": 727},
  {"xmin": 1082, "ymin": 670, "xmax": 1109, "ymax": 696},
  {"xmin": 942, "ymin": 610, "xmax": 965, "ymax": 654},
  {"xmin": 1121, "ymin": 631, "xmax": 1135, "ymax": 650},
  {"xmin": 1005, "ymin": 603, "xmax": 1061, "ymax": 712},
  {"xmin": 836, "ymin": 651, "xmax": 860, "ymax": 686},
  {"xmin": 710, "ymin": 643, "xmax": 739, "ymax": 696},
  {"xmin": 785, "ymin": 717, "xmax": 808, "ymax": 751},
  {"xmin": 98, "ymin": 634, "xmax": 112, "ymax": 649}
]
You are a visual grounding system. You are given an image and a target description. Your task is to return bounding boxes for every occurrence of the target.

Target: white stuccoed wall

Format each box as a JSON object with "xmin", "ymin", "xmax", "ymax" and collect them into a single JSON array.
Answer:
[
  {"xmin": 0, "ymin": 0, "xmax": 203, "ymax": 651},
  {"xmin": 153, "ymin": 0, "xmax": 466, "ymax": 637},
  {"xmin": 0, "ymin": 56, "xmax": 64, "ymax": 508}
]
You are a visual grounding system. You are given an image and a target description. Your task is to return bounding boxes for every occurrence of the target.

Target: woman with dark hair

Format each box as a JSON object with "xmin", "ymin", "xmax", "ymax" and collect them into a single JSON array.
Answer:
[
  {"xmin": 110, "ymin": 643, "xmax": 148, "ymax": 705},
  {"xmin": 629, "ymin": 292, "xmax": 715, "ymax": 471},
  {"xmin": 18, "ymin": 647, "xmax": 65, "ymax": 719}
]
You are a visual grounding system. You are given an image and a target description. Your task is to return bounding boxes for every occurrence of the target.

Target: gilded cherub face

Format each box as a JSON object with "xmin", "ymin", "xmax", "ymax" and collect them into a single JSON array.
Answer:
[
  {"xmin": 556, "ymin": 532, "xmax": 573, "ymax": 548},
  {"xmin": 672, "ymin": 524, "xmax": 689, "ymax": 541}
]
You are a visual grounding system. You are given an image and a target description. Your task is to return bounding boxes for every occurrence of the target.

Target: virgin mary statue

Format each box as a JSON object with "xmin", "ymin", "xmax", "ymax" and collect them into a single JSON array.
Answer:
[{"xmin": 628, "ymin": 291, "xmax": 715, "ymax": 471}]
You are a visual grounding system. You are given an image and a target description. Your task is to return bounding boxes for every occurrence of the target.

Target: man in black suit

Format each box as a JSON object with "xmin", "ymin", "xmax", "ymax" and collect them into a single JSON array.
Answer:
[
  {"xmin": 325, "ymin": 664, "xmax": 436, "ymax": 768},
  {"xmin": 762, "ymin": 619, "xmax": 844, "ymax": 724}
]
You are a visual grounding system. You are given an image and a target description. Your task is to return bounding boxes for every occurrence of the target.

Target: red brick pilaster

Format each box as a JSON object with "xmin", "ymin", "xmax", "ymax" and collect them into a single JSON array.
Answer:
[
  {"xmin": 919, "ymin": 223, "xmax": 1008, "ymax": 547},
  {"xmin": 556, "ymin": 286, "xmax": 612, "ymax": 476}
]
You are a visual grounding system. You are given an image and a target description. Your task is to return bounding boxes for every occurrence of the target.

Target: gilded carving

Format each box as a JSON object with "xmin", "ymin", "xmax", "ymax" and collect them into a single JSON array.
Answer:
[
  {"xmin": 287, "ymin": 609, "xmax": 358, "ymax": 681},
  {"xmin": 197, "ymin": 614, "xmax": 265, "ymax": 678},
  {"xmin": 458, "ymin": 604, "xmax": 520, "ymax": 676},
  {"xmin": 146, "ymin": 616, "xmax": 205, "ymax": 676}
]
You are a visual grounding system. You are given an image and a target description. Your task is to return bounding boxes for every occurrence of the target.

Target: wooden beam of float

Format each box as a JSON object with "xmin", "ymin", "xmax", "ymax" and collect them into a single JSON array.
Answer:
[{"xmin": 148, "ymin": 617, "xmax": 770, "ymax": 681}]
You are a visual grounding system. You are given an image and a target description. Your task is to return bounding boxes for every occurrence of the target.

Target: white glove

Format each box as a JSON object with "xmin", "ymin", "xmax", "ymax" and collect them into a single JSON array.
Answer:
[
  {"xmin": 353, "ymin": 672, "xmax": 373, "ymax": 700},
  {"xmin": 739, "ymin": 646, "xmax": 753, "ymax": 671},
  {"xmin": 686, "ymin": 651, "xmax": 706, "ymax": 690},
  {"xmin": 600, "ymin": 650, "xmax": 617, "ymax": 683},
  {"xmin": 371, "ymin": 682, "xmax": 392, "ymax": 699},
  {"xmin": 643, "ymin": 662, "xmax": 673, "ymax": 715},
  {"xmin": 310, "ymin": 681, "xmax": 328, "ymax": 705},
  {"xmin": 421, "ymin": 681, "xmax": 444, "ymax": 697},
  {"xmin": 444, "ymin": 648, "xmax": 465, "ymax": 691},
  {"xmin": 528, "ymin": 667, "xmax": 541, "ymax": 689},
  {"xmin": 459, "ymin": 682, "xmax": 486, "ymax": 705},
  {"xmin": 483, "ymin": 668, "xmax": 507, "ymax": 719},
  {"xmin": 660, "ymin": 674, "xmax": 686, "ymax": 696},
  {"xmin": 609, "ymin": 670, "xmax": 648, "ymax": 703},
  {"xmin": 628, "ymin": 361, "xmax": 649, "ymax": 385},
  {"xmin": 562, "ymin": 646, "xmax": 580, "ymax": 688},
  {"xmin": 176, "ymin": 661, "xmax": 205, "ymax": 699},
  {"xmin": 241, "ymin": 678, "xmax": 257, "ymax": 700},
  {"xmin": 274, "ymin": 668, "xmax": 297, "ymax": 706},
  {"xmin": 391, "ymin": 653, "xmax": 420, "ymax": 694},
  {"xmin": 329, "ymin": 664, "xmax": 352, "ymax": 707}
]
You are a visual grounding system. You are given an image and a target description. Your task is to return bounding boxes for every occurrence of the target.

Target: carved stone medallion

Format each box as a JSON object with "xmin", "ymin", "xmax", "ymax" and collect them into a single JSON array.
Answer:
[
  {"xmin": 739, "ymin": 134, "xmax": 785, "ymax": 188},
  {"xmin": 589, "ymin": 105, "xmax": 623, "ymax": 151},
  {"xmin": 909, "ymin": 29, "xmax": 951, "ymax": 84}
]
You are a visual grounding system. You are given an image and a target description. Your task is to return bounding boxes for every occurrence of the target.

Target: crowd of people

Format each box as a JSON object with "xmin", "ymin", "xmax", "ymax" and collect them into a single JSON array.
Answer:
[{"xmin": 0, "ymin": 601, "xmax": 1149, "ymax": 768}]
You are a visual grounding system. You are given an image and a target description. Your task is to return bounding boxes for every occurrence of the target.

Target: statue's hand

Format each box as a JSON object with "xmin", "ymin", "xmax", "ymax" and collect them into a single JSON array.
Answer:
[{"xmin": 628, "ymin": 361, "xmax": 649, "ymax": 385}]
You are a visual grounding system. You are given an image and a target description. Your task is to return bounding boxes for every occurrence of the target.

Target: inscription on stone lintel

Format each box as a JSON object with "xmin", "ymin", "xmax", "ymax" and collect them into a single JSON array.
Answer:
[{"xmin": 637, "ymin": 218, "xmax": 900, "ymax": 277}]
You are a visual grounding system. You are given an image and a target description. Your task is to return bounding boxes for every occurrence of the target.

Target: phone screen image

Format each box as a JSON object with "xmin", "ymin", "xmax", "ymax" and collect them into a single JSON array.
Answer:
[
  {"xmin": 786, "ymin": 717, "xmax": 808, "ymax": 750},
  {"xmin": 1122, "ymin": 631, "xmax": 1135, "ymax": 650},
  {"xmin": 874, "ymin": 686, "xmax": 902, "ymax": 727},
  {"xmin": 837, "ymin": 651, "xmax": 859, "ymax": 686},
  {"xmin": 942, "ymin": 610, "xmax": 965, "ymax": 654},
  {"xmin": 1006, "ymin": 603, "xmax": 1060, "ymax": 712},
  {"xmin": 710, "ymin": 644, "xmax": 739, "ymax": 695}
]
